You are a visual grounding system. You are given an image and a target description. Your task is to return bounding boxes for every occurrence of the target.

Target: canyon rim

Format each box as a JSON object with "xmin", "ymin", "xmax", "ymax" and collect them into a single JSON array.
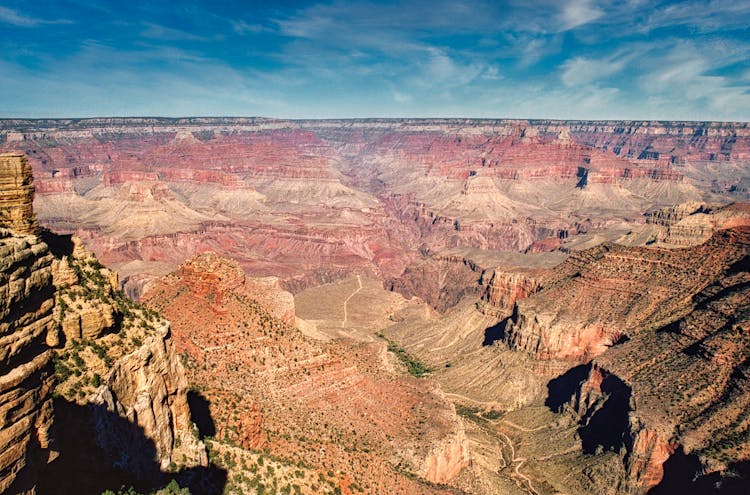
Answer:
[{"xmin": 1, "ymin": 1, "xmax": 749, "ymax": 494}]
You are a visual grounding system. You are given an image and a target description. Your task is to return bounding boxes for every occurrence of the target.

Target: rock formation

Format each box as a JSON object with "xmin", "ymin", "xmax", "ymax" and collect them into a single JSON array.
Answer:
[
  {"xmin": 0, "ymin": 229, "xmax": 55, "ymax": 494},
  {"xmin": 1, "ymin": 117, "xmax": 743, "ymax": 296},
  {"xmin": 93, "ymin": 321, "xmax": 207, "ymax": 477},
  {"xmin": 0, "ymin": 152, "xmax": 39, "ymax": 236},
  {"xmin": 0, "ymin": 153, "xmax": 207, "ymax": 493},
  {"xmin": 500, "ymin": 225, "xmax": 749, "ymax": 362},
  {"xmin": 560, "ymin": 229, "xmax": 750, "ymax": 493}
]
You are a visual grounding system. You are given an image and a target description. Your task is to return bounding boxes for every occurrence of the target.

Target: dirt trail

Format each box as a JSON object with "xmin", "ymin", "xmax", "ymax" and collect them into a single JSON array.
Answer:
[
  {"xmin": 341, "ymin": 275, "xmax": 363, "ymax": 328},
  {"xmin": 497, "ymin": 431, "xmax": 539, "ymax": 495},
  {"xmin": 498, "ymin": 418, "xmax": 548, "ymax": 433}
]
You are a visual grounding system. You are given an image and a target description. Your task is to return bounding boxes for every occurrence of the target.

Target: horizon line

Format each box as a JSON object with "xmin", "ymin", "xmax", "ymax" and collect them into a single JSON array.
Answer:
[{"xmin": 1, "ymin": 116, "xmax": 748, "ymax": 125}]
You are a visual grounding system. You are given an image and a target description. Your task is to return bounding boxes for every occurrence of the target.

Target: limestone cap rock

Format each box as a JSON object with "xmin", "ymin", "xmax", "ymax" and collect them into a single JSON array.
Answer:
[{"xmin": 0, "ymin": 152, "xmax": 39, "ymax": 236}]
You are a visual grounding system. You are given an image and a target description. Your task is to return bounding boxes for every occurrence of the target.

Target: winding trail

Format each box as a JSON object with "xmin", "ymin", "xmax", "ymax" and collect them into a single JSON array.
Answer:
[
  {"xmin": 497, "ymin": 431, "xmax": 539, "ymax": 495},
  {"xmin": 341, "ymin": 275, "xmax": 363, "ymax": 328},
  {"xmin": 445, "ymin": 391, "xmax": 541, "ymax": 495}
]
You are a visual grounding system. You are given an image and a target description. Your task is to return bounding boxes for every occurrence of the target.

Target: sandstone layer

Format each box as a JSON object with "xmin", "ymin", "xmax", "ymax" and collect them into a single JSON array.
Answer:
[
  {"xmin": 0, "ymin": 229, "xmax": 55, "ymax": 494},
  {"xmin": 0, "ymin": 153, "xmax": 39, "ymax": 236}
]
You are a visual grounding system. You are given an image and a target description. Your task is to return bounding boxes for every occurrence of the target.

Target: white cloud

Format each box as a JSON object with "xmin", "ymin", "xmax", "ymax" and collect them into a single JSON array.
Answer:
[
  {"xmin": 482, "ymin": 66, "xmax": 503, "ymax": 80},
  {"xmin": 560, "ymin": 56, "xmax": 627, "ymax": 87},
  {"xmin": 0, "ymin": 6, "xmax": 70, "ymax": 27},
  {"xmin": 558, "ymin": 0, "xmax": 604, "ymax": 30}
]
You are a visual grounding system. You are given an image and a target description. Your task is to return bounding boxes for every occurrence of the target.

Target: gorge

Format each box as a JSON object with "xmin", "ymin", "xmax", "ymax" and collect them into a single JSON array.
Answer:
[{"xmin": 0, "ymin": 117, "xmax": 748, "ymax": 494}]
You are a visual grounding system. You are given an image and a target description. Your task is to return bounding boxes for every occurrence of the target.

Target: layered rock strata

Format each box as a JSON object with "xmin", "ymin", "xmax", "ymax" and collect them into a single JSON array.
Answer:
[
  {"xmin": 501, "ymin": 227, "xmax": 749, "ymax": 362},
  {"xmin": 2, "ymin": 118, "xmax": 744, "ymax": 295},
  {"xmin": 0, "ymin": 152, "xmax": 39, "ymax": 236},
  {"xmin": 0, "ymin": 229, "xmax": 55, "ymax": 494},
  {"xmin": 0, "ymin": 153, "xmax": 206, "ymax": 493}
]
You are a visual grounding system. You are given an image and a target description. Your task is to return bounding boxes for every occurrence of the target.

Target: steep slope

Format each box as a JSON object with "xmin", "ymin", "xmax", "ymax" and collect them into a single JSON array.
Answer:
[
  {"xmin": 0, "ymin": 228, "xmax": 55, "ymax": 494},
  {"xmin": 501, "ymin": 228, "xmax": 748, "ymax": 362},
  {"xmin": 142, "ymin": 253, "xmax": 473, "ymax": 494},
  {"xmin": 0, "ymin": 152, "xmax": 210, "ymax": 494}
]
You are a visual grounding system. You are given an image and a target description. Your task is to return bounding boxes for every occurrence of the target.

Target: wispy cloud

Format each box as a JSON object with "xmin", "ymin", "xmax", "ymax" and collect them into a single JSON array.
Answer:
[
  {"xmin": 0, "ymin": 6, "xmax": 71, "ymax": 27},
  {"xmin": 560, "ymin": 55, "xmax": 628, "ymax": 87},
  {"xmin": 641, "ymin": 0, "xmax": 750, "ymax": 32},
  {"xmin": 558, "ymin": 0, "xmax": 604, "ymax": 30},
  {"xmin": 140, "ymin": 22, "xmax": 212, "ymax": 42},
  {"xmin": 231, "ymin": 20, "xmax": 271, "ymax": 35}
]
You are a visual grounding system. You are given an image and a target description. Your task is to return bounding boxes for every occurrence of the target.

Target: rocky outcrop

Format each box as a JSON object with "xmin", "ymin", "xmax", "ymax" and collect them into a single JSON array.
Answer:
[
  {"xmin": 0, "ymin": 229, "xmax": 55, "ymax": 494},
  {"xmin": 480, "ymin": 269, "xmax": 545, "ymax": 316},
  {"xmin": 42, "ymin": 237, "xmax": 208, "ymax": 491},
  {"xmin": 177, "ymin": 252, "xmax": 296, "ymax": 323},
  {"xmin": 501, "ymin": 226, "xmax": 749, "ymax": 362},
  {"xmin": 0, "ymin": 153, "xmax": 39, "ymax": 236},
  {"xmin": 419, "ymin": 425, "xmax": 471, "ymax": 484},
  {"xmin": 387, "ymin": 253, "xmax": 487, "ymax": 312},
  {"xmin": 93, "ymin": 322, "xmax": 207, "ymax": 477},
  {"xmin": 0, "ymin": 153, "xmax": 207, "ymax": 493}
]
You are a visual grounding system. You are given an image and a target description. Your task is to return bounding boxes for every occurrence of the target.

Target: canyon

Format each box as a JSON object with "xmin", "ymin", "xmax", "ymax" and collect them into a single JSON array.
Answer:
[
  {"xmin": 0, "ymin": 118, "xmax": 748, "ymax": 494},
  {"xmin": 2, "ymin": 118, "xmax": 747, "ymax": 298}
]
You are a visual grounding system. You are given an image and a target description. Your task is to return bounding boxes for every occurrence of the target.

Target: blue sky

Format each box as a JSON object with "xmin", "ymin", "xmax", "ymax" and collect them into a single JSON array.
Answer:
[{"xmin": 0, "ymin": 0, "xmax": 748, "ymax": 120}]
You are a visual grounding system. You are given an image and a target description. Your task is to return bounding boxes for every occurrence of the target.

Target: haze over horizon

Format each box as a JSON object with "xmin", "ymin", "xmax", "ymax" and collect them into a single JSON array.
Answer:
[{"xmin": 0, "ymin": 0, "xmax": 748, "ymax": 121}]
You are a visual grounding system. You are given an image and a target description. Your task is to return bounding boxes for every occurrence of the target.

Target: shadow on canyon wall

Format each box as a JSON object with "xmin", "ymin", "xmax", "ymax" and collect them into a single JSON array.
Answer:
[
  {"xmin": 649, "ymin": 448, "xmax": 750, "ymax": 495},
  {"xmin": 482, "ymin": 318, "xmax": 508, "ymax": 347},
  {"xmin": 187, "ymin": 390, "xmax": 216, "ymax": 439},
  {"xmin": 577, "ymin": 374, "xmax": 630, "ymax": 455},
  {"xmin": 38, "ymin": 398, "xmax": 226, "ymax": 495},
  {"xmin": 40, "ymin": 229, "xmax": 75, "ymax": 259},
  {"xmin": 544, "ymin": 364, "xmax": 591, "ymax": 413}
]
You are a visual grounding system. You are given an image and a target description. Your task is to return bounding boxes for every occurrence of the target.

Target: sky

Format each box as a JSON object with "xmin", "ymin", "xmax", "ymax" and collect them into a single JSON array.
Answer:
[{"xmin": 0, "ymin": 0, "xmax": 748, "ymax": 120}]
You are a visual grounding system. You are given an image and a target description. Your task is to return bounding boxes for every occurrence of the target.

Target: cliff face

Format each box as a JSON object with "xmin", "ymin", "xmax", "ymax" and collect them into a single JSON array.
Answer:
[
  {"xmin": 515, "ymin": 225, "xmax": 750, "ymax": 493},
  {"xmin": 93, "ymin": 322, "xmax": 207, "ymax": 477},
  {"xmin": 0, "ymin": 153, "xmax": 206, "ymax": 493},
  {"xmin": 41, "ymin": 237, "xmax": 207, "ymax": 493},
  {"xmin": 0, "ymin": 153, "xmax": 39, "ymax": 236},
  {"xmin": 0, "ymin": 229, "xmax": 55, "ymax": 494},
  {"xmin": 500, "ymin": 223, "xmax": 748, "ymax": 362}
]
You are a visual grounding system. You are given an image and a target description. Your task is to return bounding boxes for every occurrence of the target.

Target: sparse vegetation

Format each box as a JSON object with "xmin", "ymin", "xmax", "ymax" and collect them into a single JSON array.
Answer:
[{"xmin": 376, "ymin": 332, "xmax": 432, "ymax": 377}]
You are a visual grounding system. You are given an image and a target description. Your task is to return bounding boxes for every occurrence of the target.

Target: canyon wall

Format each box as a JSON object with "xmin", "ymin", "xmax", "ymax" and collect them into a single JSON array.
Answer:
[
  {"xmin": 499, "ymin": 221, "xmax": 750, "ymax": 493},
  {"xmin": 1, "ymin": 118, "xmax": 746, "ymax": 297},
  {"xmin": 0, "ymin": 153, "xmax": 206, "ymax": 493},
  {"xmin": 0, "ymin": 229, "xmax": 55, "ymax": 494}
]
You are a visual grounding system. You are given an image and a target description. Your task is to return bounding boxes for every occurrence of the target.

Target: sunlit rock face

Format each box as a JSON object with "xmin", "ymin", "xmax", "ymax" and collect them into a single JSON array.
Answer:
[
  {"xmin": 0, "ymin": 152, "xmax": 39, "ymax": 236},
  {"xmin": 0, "ymin": 154, "xmax": 207, "ymax": 494},
  {"xmin": 1, "ymin": 117, "xmax": 746, "ymax": 298},
  {"xmin": 0, "ymin": 230, "xmax": 55, "ymax": 494}
]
